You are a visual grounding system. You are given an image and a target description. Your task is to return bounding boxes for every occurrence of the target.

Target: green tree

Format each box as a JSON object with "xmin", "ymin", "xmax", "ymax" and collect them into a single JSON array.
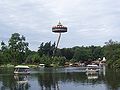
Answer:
[
  {"xmin": 40, "ymin": 55, "xmax": 52, "ymax": 67},
  {"xmin": 26, "ymin": 53, "xmax": 40, "ymax": 64},
  {"xmin": 0, "ymin": 41, "xmax": 12, "ymax": 64},
  {"xmin": 89, "ymin": 46, "xmax": 103, "ymax": 60},
  {"xmin": 8, "ymin": 33, "xmax": 29, "ymax": 64},
  {"xmin": 104, "ymin": 40, "xmax": 120, "ymax": 68},
  {"xmin": 38, "ymin": 42, "xmax": 55, "ymax": 57},
  {"xmin": 60, "ymin": 48, "xmax": 74, "ymax": 60},
  {"xmin": 1, "ymin": 41, "xmax": 7, "ymax": 52},
  {"xmin": 73, "ymin": 47, "xmax": 91, "ymax": 62}
]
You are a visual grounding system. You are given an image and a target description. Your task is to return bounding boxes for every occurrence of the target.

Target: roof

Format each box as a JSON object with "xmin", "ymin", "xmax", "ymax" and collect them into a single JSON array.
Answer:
[
  {"xmin": 87, "ymin": 65, "xmax": 98, "ymax": 67},
  {"xmin": 14, "ymin": 65, "xmax": 29, "ymax": 69},
  {"xmin": 39, "ymin": 64, "xmax": 45, "ymax": 66}
]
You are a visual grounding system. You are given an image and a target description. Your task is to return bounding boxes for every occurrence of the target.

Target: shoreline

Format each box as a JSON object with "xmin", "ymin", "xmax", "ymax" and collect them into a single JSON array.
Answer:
[{"xmin": 0, "ymin": 64, "xmax": 39, "ymax": 68}]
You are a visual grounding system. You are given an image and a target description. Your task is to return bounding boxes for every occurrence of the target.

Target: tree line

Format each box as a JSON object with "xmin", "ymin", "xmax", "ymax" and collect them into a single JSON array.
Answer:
[{"xmin": 0, "ymin": 33, "xmax": 120, "ymax": 68}]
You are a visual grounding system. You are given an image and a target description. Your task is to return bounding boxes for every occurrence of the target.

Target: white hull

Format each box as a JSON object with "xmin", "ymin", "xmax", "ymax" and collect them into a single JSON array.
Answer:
[
  {"xmin": 14, "ymin": 71, "xmax": 30, "ymax": 74},
  {"xmin": 86, "ymin": 64, "xmax": 100, "ymax": 74}
]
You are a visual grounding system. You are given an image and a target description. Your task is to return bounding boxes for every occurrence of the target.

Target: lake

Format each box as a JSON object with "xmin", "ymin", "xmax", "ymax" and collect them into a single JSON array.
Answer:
[{"xmin": 0, "ymin": 67, "xmax": 120, "ymax": 90}]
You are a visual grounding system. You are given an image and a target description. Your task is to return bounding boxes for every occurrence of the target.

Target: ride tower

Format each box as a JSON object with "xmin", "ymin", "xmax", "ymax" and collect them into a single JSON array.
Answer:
[{"xmin": 52, "ymin": 21, "xmax": 67, "ymax": 55}]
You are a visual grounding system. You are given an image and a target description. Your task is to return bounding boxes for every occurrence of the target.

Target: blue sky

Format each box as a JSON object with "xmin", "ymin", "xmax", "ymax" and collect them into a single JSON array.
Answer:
[{"xmin": 0, "ymin": 0, "xmax": 120, "ymax": 50}]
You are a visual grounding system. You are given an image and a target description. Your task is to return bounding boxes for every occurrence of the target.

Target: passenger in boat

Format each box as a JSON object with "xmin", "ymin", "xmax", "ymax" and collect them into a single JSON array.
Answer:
[{"xmin": 25, "ymin": 69, "xmax": 27, "ymax": 72}]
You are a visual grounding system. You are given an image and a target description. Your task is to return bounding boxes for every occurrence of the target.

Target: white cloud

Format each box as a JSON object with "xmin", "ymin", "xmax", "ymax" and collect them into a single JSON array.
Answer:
[{"xmin": 0, "ymin": 0, "xmax": 120, "ymax": 50}]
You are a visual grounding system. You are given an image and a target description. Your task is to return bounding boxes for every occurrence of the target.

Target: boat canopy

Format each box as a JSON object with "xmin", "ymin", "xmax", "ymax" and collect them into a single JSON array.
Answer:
[
  {"xmin": 87, "ymin": 65, "xmax": 98, "ymax": 67},
  {"xmin": 14, "ymin": 65, "xmax": 29, "ymax": 69},
  {"xmin": 39, "ymin": 64, "xmax": 45, "ymax": 66}
]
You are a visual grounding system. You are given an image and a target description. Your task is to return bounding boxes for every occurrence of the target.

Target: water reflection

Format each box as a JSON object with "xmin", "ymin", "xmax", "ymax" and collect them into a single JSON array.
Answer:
[
  {"xmin": 87, "ymin": 74, "xmax": 98, "ymax": 80},
  {"xmin": 0, "ymin": 67, "xmax": 120, "ymax": 90},
  {"xmin": 14, "ymin": 75, "xmax": 29, "ymax": 90},
  {"xmin": 37, "ymin": 67, "xmax": 103, "ymax": 90},
  {"xmin": 38, "ymin": 73, "xmax": 60, "ymax": 90}
]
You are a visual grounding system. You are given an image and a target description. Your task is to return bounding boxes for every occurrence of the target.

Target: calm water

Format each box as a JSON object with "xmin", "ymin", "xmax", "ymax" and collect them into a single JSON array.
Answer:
[{"xmin": 0, "ymin": 67, "xmax": 120, "ymax": 90}]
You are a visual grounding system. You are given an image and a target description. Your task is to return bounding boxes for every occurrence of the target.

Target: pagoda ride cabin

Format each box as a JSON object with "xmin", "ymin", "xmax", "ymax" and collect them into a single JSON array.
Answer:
[
  {"xmin": 14, "ymin": 65, "xmax": 30, "ymax": 74},
  {"xmin": 52, "ymin": 21, "xmax": 67, "ymax": 50},
  {"xmin": 52, "ymin": 22, "xmax": 67, "ymax": 33}
]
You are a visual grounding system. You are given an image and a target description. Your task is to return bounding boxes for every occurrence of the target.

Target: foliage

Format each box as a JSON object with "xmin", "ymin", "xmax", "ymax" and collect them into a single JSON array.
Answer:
[
  {"xmin": 40, "ymin": 55, "xmax": 52, "ymax": 67},
  {"xmin": 0, "ymin": 33, "xmax": 29, "ymax": 65},
  {"xmin": 89, "ymin": 46, "xmax": 103, "ymax": 60},
  {"xmin": 1, "ymin": 33, "xmax": 120, "ymax": 69},
  {"xmin": 71, "ymin": 46, "xmax": 103, "ymax": 62},
  {"xmin": 26, "ymin": 53, "xmax": 40, "ymax": 64},
  {"xmin": 52, "ymin": 56, "xmax": 66, "ymax": 66},
  {"xmin": 38, "ymin": 42, "xmax": 55, "ymax": 57},
  {"xmin": 60, "ymin": 48, "xmax": 74, "ymax": 60},
  {"xmin": 8, "ymin": 33, "xmax": 29, "ymax": 64},
  {"xmin": 73, "ymin": 47, "xmax": 90, "ymax": 62},
  {"xmin": 104, "ymin": 40, "xmax": 120, "ymax": 68}
]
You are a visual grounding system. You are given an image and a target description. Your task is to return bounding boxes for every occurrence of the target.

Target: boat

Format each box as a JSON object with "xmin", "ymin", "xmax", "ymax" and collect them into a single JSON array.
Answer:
[
  {"xmin": 39, "ymin": 64, "xmax": 45, "ymax": 68},
  {"xmin": 86, "ymin": 65, "xmax": 100, "ymax": 74},
  {"xmin": 14, "ymin": 65, "xmax": 30, "ymax": 74}
]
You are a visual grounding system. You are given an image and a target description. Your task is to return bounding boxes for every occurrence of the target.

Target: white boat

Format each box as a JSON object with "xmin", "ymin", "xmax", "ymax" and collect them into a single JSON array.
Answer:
[
  {"xmin": 14, "ymin": 65, "xmax": 30, "ymax": 74},
  {"xmin": 39, "ymin": 64, "xmax": 45, "ymax": 68},
  {"xmin": 86, "ymin": 65, "xmax": 100, "ymax": 74}
]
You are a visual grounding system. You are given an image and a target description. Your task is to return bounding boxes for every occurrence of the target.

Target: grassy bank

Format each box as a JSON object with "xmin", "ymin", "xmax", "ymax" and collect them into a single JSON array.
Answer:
[{"xmin": 0, "ymin": 64, "xmax": 39, "ymax": 68}]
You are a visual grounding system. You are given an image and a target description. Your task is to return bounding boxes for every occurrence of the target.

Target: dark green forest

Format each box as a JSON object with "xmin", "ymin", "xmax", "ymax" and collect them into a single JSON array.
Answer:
[{"xmin": 0, "ymin": 33, "xmax": 120, "ymax": 68}]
